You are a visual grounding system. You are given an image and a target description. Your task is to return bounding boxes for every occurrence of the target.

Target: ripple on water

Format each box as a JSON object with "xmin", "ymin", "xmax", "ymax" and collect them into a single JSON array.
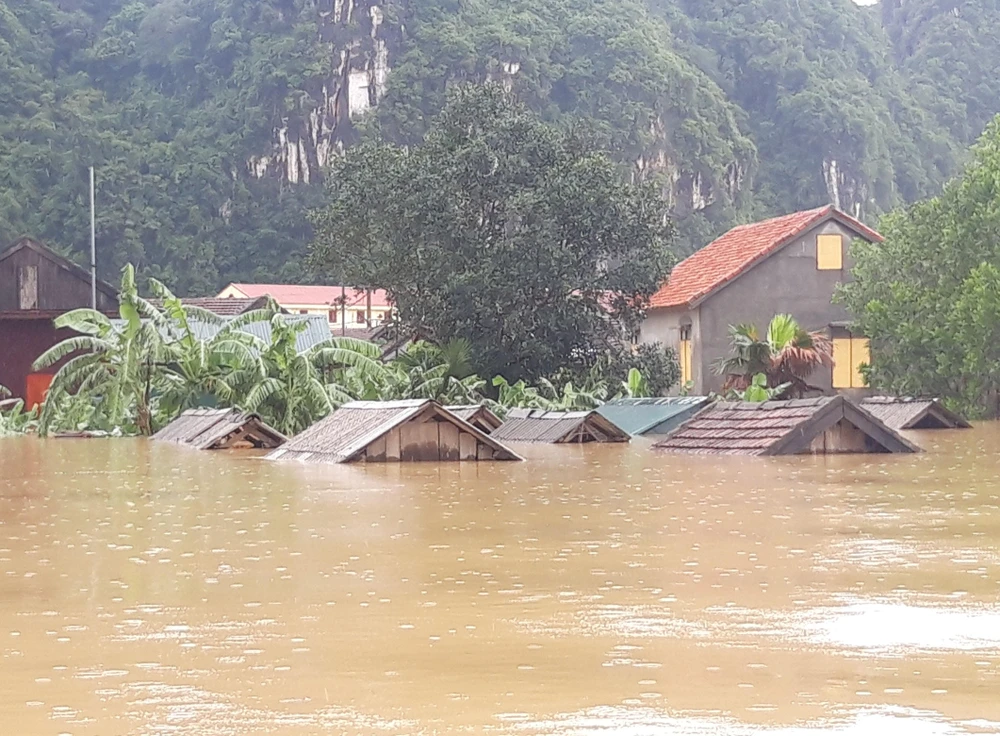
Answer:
[{"xmin": 509, "ymin": 705, "xmax": 1000, "ymax": 735}]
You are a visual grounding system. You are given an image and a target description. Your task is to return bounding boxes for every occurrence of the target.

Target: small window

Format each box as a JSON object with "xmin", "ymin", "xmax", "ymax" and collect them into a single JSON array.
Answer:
[
  {"xmin": 18, "ymin": 265, "xmax": 38, "ymax": 310},
  {"xmin": 328, "ymin": 309, "xmax": 337, "ymax": 322},
  {"xmin": 355, "ymin": 310, "xmax": 366, "ymax": 324},
  {"xmin": 299, "ymin": 309, "xmax": 308, "ymax": 315},
  {"xmin": 679, "ymin": 324, "xmax": 693, "ymax": 385},
  {"xmin": 832, "ymin": 333, "xmax": 869, "ymax": 389},
  {"xmin": 817, "ymin": 233, "xmax": 843, "ymax": 270}
]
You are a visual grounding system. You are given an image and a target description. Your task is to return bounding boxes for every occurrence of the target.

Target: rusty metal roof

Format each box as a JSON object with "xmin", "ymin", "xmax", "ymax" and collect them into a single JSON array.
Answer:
[
  {"xmin": 267, "ymin": 400, "xmax": 522, "ymax": 463},
  {"xmin": 860, "ymin": 397, "xmax": 971, "ymax": 430},
  {"xmin": 491, "ymin": 409, "xmax": 630, "ymax": 444},
  {"xmin": 653, "ymin": 396, "xmax": 919, "ymax": 456},
  {"xmin": 152, "ymin": 408, "xmax": 286, "ymax": 450}
]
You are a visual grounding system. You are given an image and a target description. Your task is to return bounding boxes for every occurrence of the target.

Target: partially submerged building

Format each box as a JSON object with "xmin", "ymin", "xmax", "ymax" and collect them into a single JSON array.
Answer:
[
  {"xmin": 491, "ymin": 409, "xmax": 630, "ymax": 444},
  {"xmin": 860, "ymin": 397, "xmax": 971, "ymax": 430},
  {"xmin": 653, "ymin": 396, "xmax": 919, "ymax": 455},
  {"xmin": 267, "ymin": 400, "xmax": 522, "ymax": 463},
  {"xmin": 597, "ymin": 396, "xmax": 711, "ymax": 436},
  {"xmin": 0, "ymin": 237, "xmax": 118, "ymax": 407},
  {"xmin": 153, "ymin": 408, "xmax": 286, "ymax": 450},
  {"xmin": 446, "ymin": 404, "xmax": 503, "ymax": 434},
  {"xmin": 641, "ymin": 206, "xmax": 882, "ymax": 396}
]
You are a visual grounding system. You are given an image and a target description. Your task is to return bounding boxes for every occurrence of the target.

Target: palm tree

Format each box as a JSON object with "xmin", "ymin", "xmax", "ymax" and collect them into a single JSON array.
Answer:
[
  {"xmin": 392, "ymin": 339, "xmax": 486, "ymax": 403},
  {"xmin": 35, "ymin": 265, "xmax": 167, "ymax": 436},
  {"xmin": 150, "ymin": 280, "xmax": 268, "ymax": 419},
  {"xmin": 714, "ymin": 314, "xmax": 833, "ymax": 397},
  {"xmin": 240, "ymin": 314, "xmax": 386, "ymax": 435}
]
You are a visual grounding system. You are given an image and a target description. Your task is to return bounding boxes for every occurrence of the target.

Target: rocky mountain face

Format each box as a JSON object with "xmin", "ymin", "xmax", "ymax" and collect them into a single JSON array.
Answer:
[{"xmin": 0, "ymin": 0, "xmax": 997, "ymax": 289}]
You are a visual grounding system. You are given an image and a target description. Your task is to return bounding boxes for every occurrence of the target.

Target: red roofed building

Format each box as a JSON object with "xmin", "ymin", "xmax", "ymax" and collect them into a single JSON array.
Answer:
[
  {"xmin": 640, "ymin": 205, "xmax": 882, "ymax": 395},
  {"xmin": 216, "ymin": 283, "xmax": 394, "ymax": 330}
]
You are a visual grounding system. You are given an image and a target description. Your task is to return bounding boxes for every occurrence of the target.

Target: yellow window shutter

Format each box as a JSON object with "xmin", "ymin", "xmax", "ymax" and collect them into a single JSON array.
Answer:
[
  {"xmin": 817, "ymin": 234, "xmax": 844, "ymax": 270},
  {"xmin": 852, "ymin": 338, "xmax": 870, "ymax": 388},
  {"xmin": 680, "ymin": 340, "xmax": 692, "ymax": 384},
  {"xmin": 832, "ymin": 338, "xmax": 852, "ymax": 388}
]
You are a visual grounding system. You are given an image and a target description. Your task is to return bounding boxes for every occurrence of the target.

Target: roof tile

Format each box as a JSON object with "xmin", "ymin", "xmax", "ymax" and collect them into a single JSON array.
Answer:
[{"xmin": 649, "ymin": 206, "xmax": 883, "ymax": 309}]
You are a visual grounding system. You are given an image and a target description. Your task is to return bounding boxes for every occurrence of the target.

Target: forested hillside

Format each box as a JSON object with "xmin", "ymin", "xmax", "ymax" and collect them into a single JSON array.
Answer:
[{"xmin": 0, "ymin": 0, "xmax": 996, "ymax": 293}]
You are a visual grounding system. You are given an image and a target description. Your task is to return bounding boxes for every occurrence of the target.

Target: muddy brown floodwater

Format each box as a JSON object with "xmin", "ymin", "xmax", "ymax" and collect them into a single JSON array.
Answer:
[{"xmin": 1, "ymin": 427, "xmax": 1000, "ymax": 735}]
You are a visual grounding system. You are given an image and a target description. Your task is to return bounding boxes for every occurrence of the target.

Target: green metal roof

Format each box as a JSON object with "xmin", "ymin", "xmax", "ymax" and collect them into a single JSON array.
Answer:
[{"xmin": 596, "ymin": 396, "xmax": 711, "ymax": 436}]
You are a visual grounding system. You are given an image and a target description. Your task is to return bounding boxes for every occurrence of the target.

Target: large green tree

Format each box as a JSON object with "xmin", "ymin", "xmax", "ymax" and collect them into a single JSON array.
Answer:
[
  {"xmin": 310, "ymin": 84, "xmax": 675, "ymax": 381},
  {"xmin": 840, "ymin": 116, "xmax": 1000, "ymax": 417}
]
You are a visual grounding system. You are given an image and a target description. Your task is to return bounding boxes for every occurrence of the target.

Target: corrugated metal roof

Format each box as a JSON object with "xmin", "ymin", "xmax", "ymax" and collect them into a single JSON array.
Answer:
[
  {"xmin": 597, "ymin": 396, "xmax": 711, "ymax": 436},
  {"xmin": 111, "ymin": 314, "xmax": 333, "ymax": 353},
  {"xmin": 491, "ymin": 409, "xmax": 630, "ymax": 444},
  {"xmin": 860, "ymin": 397, "xmax": 971, "ymax": 430},
  {"xmin": 153, "ymin": 408, "xmax": 286, "ymax": 450},
  {"xmin": 653, "ymin": 396, "xmax": 919, "ymax": 456},
  {"xmin": 267, "ymin": 400, "xmax": 522, "ymax": 463}
]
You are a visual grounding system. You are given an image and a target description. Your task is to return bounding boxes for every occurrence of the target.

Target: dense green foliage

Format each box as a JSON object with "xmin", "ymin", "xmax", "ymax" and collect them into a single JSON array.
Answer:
[
  {"xmin": 311, "ymin": 85, "xmax": 675, "ymax": 382},
  {"xmin": 0, "ymin": 0, "xmax": 997, "ymax": 287},
  {"xmin": 840, "ymin": 119, "xmax": 1000, "ymax": 418},
  {"xmin": 34, "ymin": 265, "xmax": 663, "ymax": 436}
]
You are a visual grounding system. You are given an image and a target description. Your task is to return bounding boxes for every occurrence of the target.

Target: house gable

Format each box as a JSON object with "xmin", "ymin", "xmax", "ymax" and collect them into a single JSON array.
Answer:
[
  {"xmin": 648, "ymin": 206, "xmax": 882, "ymax": 311},
  {"xmin": 0, "ymin": 237, "xmax": 118, "ymax": 312}
]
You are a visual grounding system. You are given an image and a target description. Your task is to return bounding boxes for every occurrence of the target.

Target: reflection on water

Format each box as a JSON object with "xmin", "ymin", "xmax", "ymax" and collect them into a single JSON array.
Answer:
[{"xmin": 0, "ymin": 428, "xmax": 999, "ymax": 734}]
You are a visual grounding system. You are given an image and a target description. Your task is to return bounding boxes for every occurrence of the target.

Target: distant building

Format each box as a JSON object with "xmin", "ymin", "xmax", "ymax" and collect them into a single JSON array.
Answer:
[
  {"xmin": 0, "ymin": 237, "xmax": 118, "ymax": 407},
  {"xmin": 150, "ymin": 295, "xmax": 276, "ymax": 317},
  {"xmin": 641, "ymin": 205, "xmax": 882, "ymax": 396},
  {"xmin": 217, "ymin": 283, "xmax": 394, "ymax": 330}
]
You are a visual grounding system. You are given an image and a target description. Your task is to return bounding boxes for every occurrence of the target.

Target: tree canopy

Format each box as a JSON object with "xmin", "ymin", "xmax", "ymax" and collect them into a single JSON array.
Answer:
[
  {"xmin": 840, "ymin": 117, "xmax": 1000, "ymax": 418},
  {"xmin": 0, "ymin": 0, "xmax": 998, "ymax": 287},
  {"xmin": 310, "ymin": 84, "xmax": 675, "ymax": 381}
]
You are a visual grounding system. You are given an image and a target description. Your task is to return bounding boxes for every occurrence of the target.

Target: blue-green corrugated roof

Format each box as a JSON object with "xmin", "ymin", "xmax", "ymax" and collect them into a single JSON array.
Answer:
[{"xmin": 596, "ymin": 396, "xmax": 711, "ymax": 436}]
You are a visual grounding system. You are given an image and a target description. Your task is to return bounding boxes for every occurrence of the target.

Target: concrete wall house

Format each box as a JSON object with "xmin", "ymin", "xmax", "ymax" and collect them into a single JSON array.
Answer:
[
  {"xmin": 0, "ymin": 237, "xmax": 118, "ymax": 407},
  {"xmin": 640, "ymin": 205, "xmax": 881, "ymax": 396}
]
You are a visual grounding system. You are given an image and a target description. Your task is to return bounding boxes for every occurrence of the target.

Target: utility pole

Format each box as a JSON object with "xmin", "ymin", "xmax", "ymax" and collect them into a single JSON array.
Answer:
[
  {"xmin": 89, "ymin": 166, "xmax": 97, "ymax": 309},
  {"xmin": 341, "ymin": 284, "xmax": 346, "ymax": 336}
]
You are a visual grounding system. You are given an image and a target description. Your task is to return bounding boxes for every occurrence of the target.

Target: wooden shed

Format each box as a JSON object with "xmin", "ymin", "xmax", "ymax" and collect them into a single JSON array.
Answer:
[
  {"xmin": 0, "ymin": 237, "xmax": 118, "ymax": 407},
  {"xmin": 653, "ymin": 396, "xmax": 920, "ymax": 455},
  {"xmin": 596, "ymin": 396, "xmax": 712, "ymax": 436},
  {"xmin": 153, "ymin": 408, "xmax": 286, "ymax": 450},
  {"xmin": 859, "ymin": 397, "xmax": 971, "ymax": 430},
  {"xmin": 491, "ymin": 409, "xmax": 630, "ymax": 444},
  {"xmin": 266, "ymin": 400, "xmax": 523, "ymax": 463},
  {"xmin": 446, "ymin": 404, "xmax": 503, "ymax": 434}
]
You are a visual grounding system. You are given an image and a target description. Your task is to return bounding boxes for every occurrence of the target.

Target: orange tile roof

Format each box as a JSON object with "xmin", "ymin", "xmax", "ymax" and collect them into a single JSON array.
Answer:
[
  {"xmin": 648, "ymin": 206, "xmax": 883, "ymax": 309},
  {"xmin": 224, "ymin": 283, "xmax": 392, "ymax": 308}
]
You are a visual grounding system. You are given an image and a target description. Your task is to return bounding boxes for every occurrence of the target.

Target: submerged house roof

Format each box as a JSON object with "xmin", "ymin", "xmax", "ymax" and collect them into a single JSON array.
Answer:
[
  {"xmin": 597, "ymin": 396, "xmax": 711, "ymax": 436},
  {"xmin": 653, "ymin": 396, "xmax": 919, "ymax": 456},
  {"xmin": 267, "ymin": 399, "xmax": 523, "ymax": 463},
  {"xmin": 491, "ymin": 409, "xmax": 630, "ymax": 444},
  {"xmin": 153, "ymin": 408, "xmax": 286, "ymax": 450},
  {"xmin": 860, "ymin": 397, "xmax": 972, "ymax": 430},
  {"xmin": 648, "ymin": 206, "xmax": 883, "ymax": 309},
  {"xmin": 446, "ymin": 404, "xmax": 503, "ymax": 434}
]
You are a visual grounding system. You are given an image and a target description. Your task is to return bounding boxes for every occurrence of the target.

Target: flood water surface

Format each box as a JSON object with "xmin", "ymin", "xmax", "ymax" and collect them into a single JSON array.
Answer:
[{"xmin": 1, "ymin": 428, "xmax": 1000, "ymax": 734}]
